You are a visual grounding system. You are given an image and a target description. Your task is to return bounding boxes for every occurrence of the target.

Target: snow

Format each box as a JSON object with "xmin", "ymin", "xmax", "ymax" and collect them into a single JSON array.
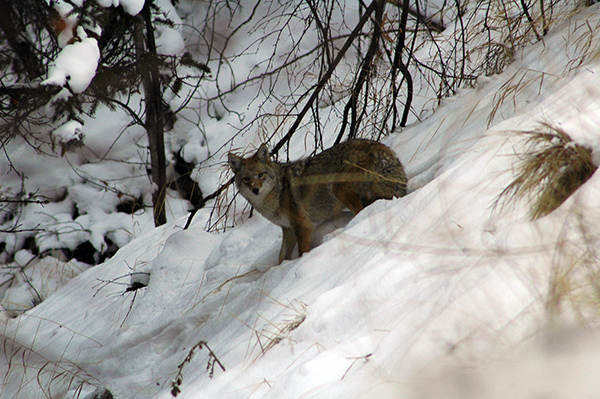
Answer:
[
  {"xmin": 94, "ymin": 0, "xmax": 145, "ymax": 16},
  {"xmin": 53, "ymin": 120, "xmax": 84, "ymax": 144},
  {"xmin": 55, "ymin": 0, "xmax": 145, "ymax": 17},
  {"xmin": 154, "ymin": 0, "xmax": 186, "ymax": 56},
  {"xmin": 42, "ymin": 37, "xmax": 100, "ymax": 94},
  {"xmin": 118, "ymin": 0, "xmax": 145, "ymax": 16},
  {"xmin": 3, "ymin": 2, "xmax": 600, "ymax": 399}
]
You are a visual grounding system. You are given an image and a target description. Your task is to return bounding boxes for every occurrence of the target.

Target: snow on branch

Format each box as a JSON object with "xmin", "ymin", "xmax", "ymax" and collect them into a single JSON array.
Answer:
[{"xmin": 41, "ymin": 37, "xmax": 100, "ymax": 94}]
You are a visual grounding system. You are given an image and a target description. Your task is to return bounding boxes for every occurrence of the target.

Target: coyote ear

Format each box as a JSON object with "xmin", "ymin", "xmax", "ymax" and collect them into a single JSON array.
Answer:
[
  {"xmin": 255, "ymin": 143, "xmax": 270, "ymax": 162},
  {"xmin": 228, "ymin": 152, "xmax": 243, "ymax": 172}
]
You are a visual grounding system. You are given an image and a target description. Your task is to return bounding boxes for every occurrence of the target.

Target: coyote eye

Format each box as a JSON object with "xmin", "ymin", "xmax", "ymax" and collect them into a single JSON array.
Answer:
[
  {"xmin": 258, "ymin": 172, "xmax": 265, "ymax": 179},
  {"xmin": 243, "ymin": 177, "xmax": 250, "ymax": 183}
]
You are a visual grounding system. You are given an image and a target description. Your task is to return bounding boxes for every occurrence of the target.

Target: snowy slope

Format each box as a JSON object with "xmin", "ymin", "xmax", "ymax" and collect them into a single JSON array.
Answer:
[{"xmin": 3, "ymin": 3, "xmax": 600, "ymax": 399}]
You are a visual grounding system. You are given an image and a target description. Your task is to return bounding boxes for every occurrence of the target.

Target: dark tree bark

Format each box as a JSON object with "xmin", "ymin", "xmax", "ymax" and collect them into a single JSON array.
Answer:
[
  {"xmin": 270, "ymin": 0, "xmax": 381, "ymax": 154},
  {"xmin": 0, "ymin": 0, "xmax": 43, "ymax": 79},
  {"xmin": 135, "ymin": 1, "xmax": 168, "ymax": 226},
  {"xmin": 335, "ymin": 0, "xmax": 385, "ymax": 144},
  {"xmin": 394, "ymin": 0, "xmax": 415, "ymax": 128}
]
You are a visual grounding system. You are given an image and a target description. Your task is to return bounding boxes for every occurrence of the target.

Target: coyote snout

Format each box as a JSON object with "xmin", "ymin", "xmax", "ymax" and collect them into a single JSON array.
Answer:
[{"xmin": 228, "ymin": 139, "xmax": 407, "ymax": 264}]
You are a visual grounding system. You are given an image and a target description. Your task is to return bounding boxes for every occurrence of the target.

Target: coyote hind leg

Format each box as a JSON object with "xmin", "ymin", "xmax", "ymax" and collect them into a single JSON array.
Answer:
[{"xmin": 332, "ymin": 183, "xmax": 365, "ymax": 215}]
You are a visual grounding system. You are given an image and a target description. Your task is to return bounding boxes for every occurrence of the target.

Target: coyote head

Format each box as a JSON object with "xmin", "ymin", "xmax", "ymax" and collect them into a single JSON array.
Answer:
[{"xmin": 228, "ymin": 144, "xmax": 278, "ymax": 203}]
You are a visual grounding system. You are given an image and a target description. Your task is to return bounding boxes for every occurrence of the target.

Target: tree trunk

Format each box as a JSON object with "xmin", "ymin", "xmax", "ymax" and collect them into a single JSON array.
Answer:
[{"xmin": 134, "ymin": 1, "xmax": 167, "ymax": 226}]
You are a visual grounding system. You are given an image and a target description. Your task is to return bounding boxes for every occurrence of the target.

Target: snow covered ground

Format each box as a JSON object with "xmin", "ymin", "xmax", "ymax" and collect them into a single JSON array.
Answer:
[{"xmin": 3, "ymin": 2, "xmax": 600, "ymax": 399}]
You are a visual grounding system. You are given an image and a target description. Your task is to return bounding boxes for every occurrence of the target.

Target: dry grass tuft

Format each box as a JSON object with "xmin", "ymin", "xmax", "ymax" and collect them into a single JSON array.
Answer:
[
  {"xmin": 1, "ymin": 334, "xmax": 101, "ymax": 399},
  {"xmin": 544, "ymin": 212, "xmax": 600, "ymax": 325},
  {"xmin": 499, "ymin": 122, "xmax": 597, "ymax": 219},
  {"xmin": 240, "ymin": 298, "xmax": 307, "ymax": 363},
  {"xmin": 256, "ymin": 305, "xmax": 307, "ymax": 356}
]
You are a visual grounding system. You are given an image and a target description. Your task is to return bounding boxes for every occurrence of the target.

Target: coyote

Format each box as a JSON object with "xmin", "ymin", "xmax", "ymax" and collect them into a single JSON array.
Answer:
[{"xmin": 228, "ymin": 139, "xmax": 407, "ymax": 263}]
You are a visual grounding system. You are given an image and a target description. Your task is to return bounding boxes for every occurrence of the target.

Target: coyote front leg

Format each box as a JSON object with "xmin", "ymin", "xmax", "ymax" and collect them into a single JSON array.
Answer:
[
  {"xmin": 280, "ymin": 227, "xmax": 297, "ymax": 263},
  {"xmin": 293, "ymin": 224, "xmax": 313, "ymax": 258}
]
